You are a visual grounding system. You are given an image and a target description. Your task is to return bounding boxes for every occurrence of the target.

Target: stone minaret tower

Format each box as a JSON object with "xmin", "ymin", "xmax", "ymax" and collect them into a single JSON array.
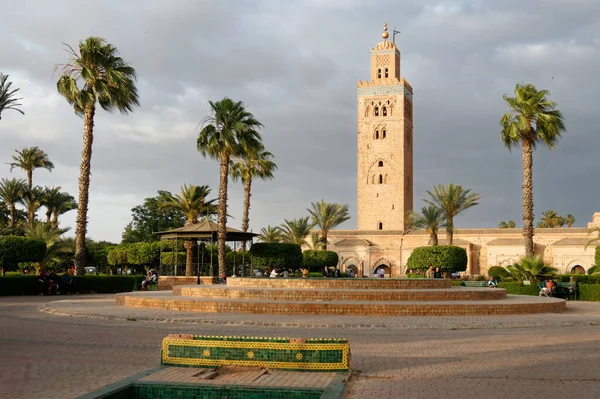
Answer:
[{"xmin": 357, "ymin": 23, "xmax": 413, "ymax": 231}]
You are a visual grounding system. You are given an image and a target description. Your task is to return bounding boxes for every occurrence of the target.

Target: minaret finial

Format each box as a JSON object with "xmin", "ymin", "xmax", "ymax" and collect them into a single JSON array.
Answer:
[{"xmin": 382, "ymin": 22, "xmax": 389, "ymax": 40}]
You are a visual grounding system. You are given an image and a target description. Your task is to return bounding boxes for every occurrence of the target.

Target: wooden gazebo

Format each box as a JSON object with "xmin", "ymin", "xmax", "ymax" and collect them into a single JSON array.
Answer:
[{"xmin": 155, "ymin": 220, "xmax": 257, "ymax": 277}]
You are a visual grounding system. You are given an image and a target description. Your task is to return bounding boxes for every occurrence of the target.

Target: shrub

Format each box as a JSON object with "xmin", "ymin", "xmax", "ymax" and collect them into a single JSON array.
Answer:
[
  {"xmin": 250, "ymin": 243, "xmax": 303, "ymax": 270},
  {"xmin": 588, "ymin": 266, "xmax": 598, "ymax": 275},
  {"xmin": 579, "ymin": 284, "xmax": 600, "ymax": 301},
  {"xmin": 406, "ymin": 246, "xmax": 467, "ymax": 273},
  {"xmin": 487, "ymin": 266, "xmax": 510, "ymax": 279},
  {"xmin": 160, "ymin": 252, "xmax": 186, "ymax": 266},
  {"xmin": 497, "ymin": 282, "xmax": 539, "ymax": 296},
  {"xmin": 0, "ymin": 236, "xmax": 46, "ymax": 273},
  {"xmin": 596, "ymin": 246, "xmax": 600, "ymax": 268},
  {"xmin": 302, "ymin": 250, "xmax": 339, "ymax": 272},
  {"xmin": 0, "ymin": 275, "xmax": 145, "ymax": 295},
  {"xmin": 553, "ymin": 274, "xmax": 600, "ymax": 284}
]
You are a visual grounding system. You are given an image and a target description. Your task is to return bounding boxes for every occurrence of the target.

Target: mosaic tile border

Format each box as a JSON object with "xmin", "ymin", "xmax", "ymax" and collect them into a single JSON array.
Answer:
[{"xmin": 161, "ymin": 335, "xmax": 350, "ymax": 372}]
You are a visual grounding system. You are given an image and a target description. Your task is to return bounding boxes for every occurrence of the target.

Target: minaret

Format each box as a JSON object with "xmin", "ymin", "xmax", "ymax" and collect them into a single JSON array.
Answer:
[{"xmin": 357, "ymin": 23, "xmax": 413, "ymax": 231}]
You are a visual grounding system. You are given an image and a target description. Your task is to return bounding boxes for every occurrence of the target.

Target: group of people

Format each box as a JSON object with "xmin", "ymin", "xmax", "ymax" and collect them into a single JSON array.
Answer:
[
  {"xmin": 425, "ymin": 265, "xmax": 443, "ymax": 279},
  {"xmin": 37, "ymin": 269, "xmax": 75, "ymax": 295}
]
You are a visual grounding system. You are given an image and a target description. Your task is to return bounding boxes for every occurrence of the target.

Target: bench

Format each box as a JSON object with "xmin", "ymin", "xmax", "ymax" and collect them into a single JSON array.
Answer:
[
  {"xmin": 538, "ymin": 282, "xmax": 578, "ymax": 300},
  {"xmin": 463, "ymin": 281, "xmax": 488, "ymax": 287},
  {"xmin": 139, "ymin": 279, "xmax": 158, "ymax": 291}
]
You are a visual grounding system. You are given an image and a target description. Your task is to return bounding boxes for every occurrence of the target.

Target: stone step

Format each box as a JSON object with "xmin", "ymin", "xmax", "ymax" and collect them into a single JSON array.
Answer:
[
  {"xmin": 225, "ymin": 277, "xmax": 452, "ymax": 290},
  {"xmin": 173, "ymin": 285, "xmax": 507, "ymax": 301},
  {"xmin": 116, "ymin": 292, "xmax": 565, "ymax": 316}
]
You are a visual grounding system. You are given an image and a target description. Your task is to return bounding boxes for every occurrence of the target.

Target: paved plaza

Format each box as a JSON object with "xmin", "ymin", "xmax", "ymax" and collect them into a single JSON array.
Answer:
[{"xmin": 1, "ymin": 295, "xmax": 600, "ymax": 398}]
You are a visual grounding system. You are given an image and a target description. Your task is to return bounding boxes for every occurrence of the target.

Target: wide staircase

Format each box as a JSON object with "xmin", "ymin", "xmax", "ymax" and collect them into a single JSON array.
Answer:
[{"xmin": 116, "ymin": 278, "xmax": 566, "ymax": 316}]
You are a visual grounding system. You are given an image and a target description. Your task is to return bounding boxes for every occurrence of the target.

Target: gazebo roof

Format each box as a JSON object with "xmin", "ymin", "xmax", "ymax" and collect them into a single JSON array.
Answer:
[{"xmin": 155, "ymin": 220, "xmax": 257, "ymax": 241}]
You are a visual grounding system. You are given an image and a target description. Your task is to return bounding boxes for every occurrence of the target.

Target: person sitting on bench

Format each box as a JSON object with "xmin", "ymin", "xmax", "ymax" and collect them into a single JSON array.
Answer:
[{"xmin": 141, "ymin": 269, "xmax": 158, "ymax": 290}]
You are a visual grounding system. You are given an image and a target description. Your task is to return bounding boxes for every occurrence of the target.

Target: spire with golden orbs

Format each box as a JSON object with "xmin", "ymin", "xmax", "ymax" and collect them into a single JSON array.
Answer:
[{"xmin": 382, "ymin": 22, "xmax": 389, "ymax": 40}]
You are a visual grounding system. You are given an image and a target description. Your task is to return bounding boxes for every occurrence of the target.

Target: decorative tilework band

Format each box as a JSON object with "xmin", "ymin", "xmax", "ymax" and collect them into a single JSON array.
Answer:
[
  {"xmin": 357, "ymin": 84, "xmax": 412, "ymax": 99},
  {"xmin": 161, "ymin": 336, "xmax": 350, "ymax": 372}
]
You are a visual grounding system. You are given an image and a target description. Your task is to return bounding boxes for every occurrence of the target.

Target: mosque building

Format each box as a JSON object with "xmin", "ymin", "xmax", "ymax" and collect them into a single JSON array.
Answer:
[{"xmin": 327, "ymin": 24, "xmax": 599, "ymax": 277}]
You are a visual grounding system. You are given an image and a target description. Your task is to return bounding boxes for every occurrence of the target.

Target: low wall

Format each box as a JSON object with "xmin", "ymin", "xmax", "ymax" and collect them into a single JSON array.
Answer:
[
  {"xmin": 161, "ymin": 335, "xmax": 350, "ymax": 372},
  {"xmin": 157, "ymin": 276, "xmax": 218, "ymax": 291},
  {"xmin": 227, "ymin": 277, "xmax": 452, "ymax": 290}
]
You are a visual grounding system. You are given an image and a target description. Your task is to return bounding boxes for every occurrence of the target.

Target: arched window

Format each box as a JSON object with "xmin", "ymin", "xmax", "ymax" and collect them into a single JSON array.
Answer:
[
  {"xmin": 382, "ymin": 106, "xmax": 387, "ymax": 116},
  {"xmin": 384, "ymin": 68, "xmax": 389, "ymax": 78},
  {"xmin": 374, "ymin": 107, "xmax": 379, "ymax": 117},
  {"xmin": 379, "ymin": 174, "xmax": 383, "ymax": 184},
  {"xmin": 375, "ymin": 130, "xmax": 379, "ymax": 139},
  {"xmin": 378, "ymin": 161, "xmax": 383, "ymax": 167},
  {"xmin": 377, "ymin": 69, "xmax": 382, "ymax": 78},
  {"xmin": 378, "ymin": 222, "xmax": 383, "ymax": 230},
  {"xmin": 382, "ymin": 129, "xmax": 386, "ymax": 139}
]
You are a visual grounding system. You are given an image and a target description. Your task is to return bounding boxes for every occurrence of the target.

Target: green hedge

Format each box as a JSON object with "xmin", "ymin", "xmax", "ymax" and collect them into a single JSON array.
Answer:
[
  {"xmin": 0, "ymin": 236, "xmax": 46, "ymax": 272},
  {"xmin": 303, "ymin": 250, "xmax": 339, "ymax": 271},
  {"xmin": 579, "ymin": 284, "xmax": 600, "ymax": 301},
  {"xmin": 554, "ymin": 274, "xmax": 600, "ymax": 284},
  {"xmin": 0, "ymin": 275, "xmax": 146, "ymax": 296},
  {"xmin": 249, "ymin": 243, "xmax": 303, "ymax": 270},
  {"xmin": 588, "ymin": 266, "xmax": 598, "ymax": 275},
  {"xmin": 406, "ymin": 246, "xmax": 467, "ymax": 272},
  {"xmin": 496, "ymin": 282, "xmax": 540, "ymax": 296},
  {"xmin": 596, "ymin": 247, "xmax": 600, "ymax": 268}
]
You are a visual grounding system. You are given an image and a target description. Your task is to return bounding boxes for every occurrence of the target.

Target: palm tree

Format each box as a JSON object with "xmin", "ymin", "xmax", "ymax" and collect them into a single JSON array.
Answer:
[
  {"xmin": 43, "ymin": 187, "xmax": 77, "ymax": 229},
  {"xmin": 408, "ymin": 205, "xmax": 445, "ymax": 246},
  {"xmin": 585, "ymin": 227, "xmax": 600, "ymax": 250},
  {"xmin": 424, "ymin": 184, "xmax": 480, "ymax": 245},
  {"xmin": 565, "ymin": 214, "xmax": 575, "ymax": 228},
  {"xmin": 501, "ymin": 83, "xmax": 566, "ymax": 256},
  {"xmin": 159, "ymin": 184, "xmax": 217, "ymax": 276},
  {"xmin": 8, "ymin": 147, "xmax": 54, "ymax": 190},
  {"xmin": 230, "ymin": 145, "xmax": 277, "ymax": 251},
  {"xmin": 278, "ymin": 217, "xmax": 313, "ymax": 246},
  {"xmin": 0, "ymin": 178, "xmax": 26, "ymax": 227},
  {"xmin": 505, "ymin": 255, "xmax": 557, "ymax": 282},
  {"xmin": 24, "ymin": 222, "xmax": 70, "ymax": 272},
  {"xmin": 257, "ymin": 225, "xmax": 282, "ymax": 243},
  {"xmin": 308, "ymin": 232, "xmax": 325, "ymax": 251},
  {"xmin": 197, "ymin": 98, "xmax": 263, "ymax": 278},
  {"xmin": 307, "ymin": 200, "xmax": 350, "ymax": 250},
  {"xmin": 537, "ymin": 210, "xmax": 564, "ymax": 228},
  {"xmin": 499, "ymin": 220, "xmax": 517, "ymax": 228},
  {"xmin": 56, "ymin": 37, "xmax": 139, "ymax": 275},
  {"xmin": 0, "ymin": 73, "xmax": 24, "ymax": 120},
  {"xmin": 22, "ymin": 186, "xmax": 46, "ymax": 227}
]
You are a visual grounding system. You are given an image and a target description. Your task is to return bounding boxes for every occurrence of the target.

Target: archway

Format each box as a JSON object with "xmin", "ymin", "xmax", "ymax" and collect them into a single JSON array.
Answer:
[
  {"xmin": 570, "ymin": 265, "xmax": 585, "ymax": 274},
  {"xmin": 374, "ymin": 264, "xmax": 391, "ymax": 278},
  {"xmin": 346, "ymin": 264, "xmax": 358, "ymax": 278}
]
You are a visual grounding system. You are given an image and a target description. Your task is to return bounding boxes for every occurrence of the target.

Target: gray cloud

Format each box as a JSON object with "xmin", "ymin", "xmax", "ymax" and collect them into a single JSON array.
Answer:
[{"xmin": 1, "ymin": 0, "xmax": 599, "ymax": 242}]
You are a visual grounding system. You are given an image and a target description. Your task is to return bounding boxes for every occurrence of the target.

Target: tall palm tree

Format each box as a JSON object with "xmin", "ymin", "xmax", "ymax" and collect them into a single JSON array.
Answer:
[
  {"xmin": 0, "ymin": 73, "xmax": 24, "ymax": 120},
  {"xmin": 424, "ymin": 184, "xmax": 480, "ymax": 245},
  {"xmin": 159, "ymin": 184, "xmax": 217, "ymax": 276},
  {"xmin": 307, "ymin": 200, "xmax": 350, "ymax": 250},
  {"xmin": 197, "ymin": 98, "xmax": 263, "ymax": 277},
  {"xmin": 278, "ymin": 217, "xmax": 313, "ymax": 246},
  {"xmin": 308, "ymin": 232, "xmax": 325, "ymax": 251},
  {"xmin": 537, "ymin": 210, "xmax": 564, "ymax": 228},
  {"xmin": 56, "ymin": 37, "xmax": 139, "ymax": 275},
  {"xmin": 565, "ymin": 214, "xmax": 575, "ymax": 228},
  {"xmin": 408, "ymin": 205, "xmax": 446, "ymax": 246},
  {"xmin": 22, "ymin": 186, "xmax": 46, "ymax": 227},
  {"xmin": 0, "ymin": 178, "xmax": 26, "ymax": 227},
  {"xmin": 8, "ymin": 147, "xmax": 54, "ymax": 190},
  {"xmin": 257, "ymin": 225, "xmax": 282, "ymax": 243},
  {"xmin": 230, "ymin": 145, "xmax": 277, "ymax": 251},
  {"xmin": 501, "ymin": 83, "xmax": 566, "ymax": 256},
  {"xmin": 43, "ymin": 187, "xmax": 77, "ymax": 229}
]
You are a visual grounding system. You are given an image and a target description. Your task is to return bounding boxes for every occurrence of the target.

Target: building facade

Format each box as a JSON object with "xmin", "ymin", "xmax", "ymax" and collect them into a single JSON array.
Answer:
[{"xmin": 327, "ymin": 25, "xmax": 599, "ymax": 278}]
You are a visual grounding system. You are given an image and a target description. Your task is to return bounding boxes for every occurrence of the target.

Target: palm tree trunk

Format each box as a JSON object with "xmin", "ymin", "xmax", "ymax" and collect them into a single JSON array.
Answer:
[
  {"xmin": 9, "ymin": 204, "xmax": 15, "ymax": 228},
  {"xmin": 26, "ymin": 170, "xmax": 32, "ymax": 191},
  {"xmin": 51, "ymin": 213, "xmax": 58, "ymax": 230},
  {"xmin": 240, "ymin": 177, "xmax": 252, "ymax": 251},
  {"xmin": 431, "ymin": 231, "xmax": 438, "ymax": 246},
  {"xmin": 46, "ymin": 210, "xmax": 51, "ymax": 224},
  {"xmin": 184, "ymin": 240, "xmax": 195, "ymax": 276},
  {"xmin": 522, "ymin": 139, "xmax": 534, "ymax": 255},
  {"xmin": 75, "ymin": 104, "xmax": 95, "ymax": 275},
  {"xmin": 446, "ymin": 217, "xmax": 453, "ymax": 245},
  {"xmin": 217, "ymin": 153, "xmax": 230, "ymax": 278},
  {"xmin": 322, "ymin": 231, "xmax": 327, "ymax": 250}
]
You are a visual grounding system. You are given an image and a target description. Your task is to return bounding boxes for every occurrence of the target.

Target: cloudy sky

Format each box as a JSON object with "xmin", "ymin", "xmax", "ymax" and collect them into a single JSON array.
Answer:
[{"xmin": 1, "ymin": 0, "xmax": 599, "ymax": 242}]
